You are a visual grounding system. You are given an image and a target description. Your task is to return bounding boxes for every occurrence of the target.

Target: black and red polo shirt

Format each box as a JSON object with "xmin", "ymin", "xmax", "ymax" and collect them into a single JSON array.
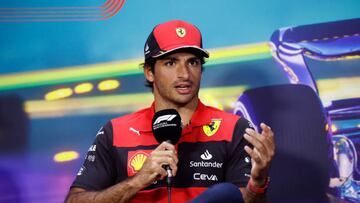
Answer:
[{"xmin": 71, "ymin": 100, "xmax": 252, "ymax": 203}]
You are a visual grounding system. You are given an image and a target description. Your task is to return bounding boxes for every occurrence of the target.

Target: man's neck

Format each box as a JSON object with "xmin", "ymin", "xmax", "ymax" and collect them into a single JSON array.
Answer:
[{"xmin": 154, "ymin": 99, "xmax": 198, "ymax": 126}]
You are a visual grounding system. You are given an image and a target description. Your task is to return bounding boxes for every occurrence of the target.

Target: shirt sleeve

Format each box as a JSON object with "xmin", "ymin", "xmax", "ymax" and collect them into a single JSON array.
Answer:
[
  {"xmin": 225, "ymin": 117, "xmax": 253, "ymax": 187},
  {"xmin": 71, "ymin": 122, "xmax": 116, "ymax": 191}
]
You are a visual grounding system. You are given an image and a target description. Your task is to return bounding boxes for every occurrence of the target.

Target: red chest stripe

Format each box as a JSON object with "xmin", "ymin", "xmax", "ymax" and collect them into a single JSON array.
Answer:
[
  {"xmin": 111, "ymin": 103, "xmax": 240, "ymax": 148},
  {"xmin": 112, "ymin": 118, "xmax": 237, "ymax": 147}
]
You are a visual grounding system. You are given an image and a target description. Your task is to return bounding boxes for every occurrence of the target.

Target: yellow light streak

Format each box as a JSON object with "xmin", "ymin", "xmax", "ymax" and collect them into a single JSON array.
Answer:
[
  {"xmin": 206, "ymin": 43, "xmax": 271, "ymax": 67},
  {"xmin": 0, "ymin": 59, "xmax": 140, "ymax": 91},
  {"xmin": 98, "ymin": 79, "xmax": 120, "ymax": 91},
  {"xmin": 25, "ymin": 76, "xmax": 360, "ymax": 119},
  {"xmin": 208, "ymin": 43, "xmax": 270, "ymax": 61},
  {"xmin": 53, "ymin": 151, "xmax": 79, "ymax": 163},
  {"xmin": 45, "ymin": 88, "xmax": 73, "ymax": 101},
  {"xmin": 331, "ymin": 124, "xmax": 338, "ymax": 133},
  {"xmin": 74, "ymin": 82, "xmax": 93, "ymax": 94},
  {"xmin": 317, "ymin": 77, "xmax": 360, "ymax": 105},
  {"xmin": 25, "ymin": 85, "xmax": 247, "ymax": 118},
  {"xmin": 201, "ymin": 93, "xmax": 224, "ymax": 110}
]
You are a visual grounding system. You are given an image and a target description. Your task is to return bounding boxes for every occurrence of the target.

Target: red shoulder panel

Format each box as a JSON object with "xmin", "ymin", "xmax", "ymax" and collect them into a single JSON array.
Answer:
[
  {"xmin": 112, "ymin": 107, "xmax": 158, "ymax": 147},
  {"xmin": 112, "ymin": 104, "xmax": 240, "ymax": 147}
]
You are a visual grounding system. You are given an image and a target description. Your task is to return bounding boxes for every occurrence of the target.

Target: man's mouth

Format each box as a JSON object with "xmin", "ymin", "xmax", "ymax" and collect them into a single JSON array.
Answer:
[{"xmin": 175, "ymin": 83, "xmax": 192, "ymax": 94}]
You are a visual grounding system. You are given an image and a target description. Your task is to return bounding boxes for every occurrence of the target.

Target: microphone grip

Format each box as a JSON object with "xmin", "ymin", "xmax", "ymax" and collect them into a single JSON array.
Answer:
[
  {"xmin": 166, "ymin": 166, "xmax": 172, "ymax": 186},
  {"xmin": 164, "ymin": 140, "xmax": 173, "ymax": 186}
]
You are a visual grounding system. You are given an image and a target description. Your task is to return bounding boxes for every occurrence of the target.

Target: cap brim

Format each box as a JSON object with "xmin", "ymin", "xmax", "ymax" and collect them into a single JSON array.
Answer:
[{"xmin": 152, "ymin": 46, "xmax": 209, "ymax": 59}]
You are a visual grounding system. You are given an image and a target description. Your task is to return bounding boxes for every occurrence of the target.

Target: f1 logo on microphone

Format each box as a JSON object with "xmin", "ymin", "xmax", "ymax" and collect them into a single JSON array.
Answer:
[{"xmin": 153, "ymin": 114, "xmax": 177, "ymax": 124}]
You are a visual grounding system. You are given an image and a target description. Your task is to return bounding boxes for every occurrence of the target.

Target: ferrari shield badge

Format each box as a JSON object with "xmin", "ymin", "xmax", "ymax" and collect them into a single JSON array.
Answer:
[{"xmin": 203, "ymin": 119, "xmax": 222, "ymax": 137}]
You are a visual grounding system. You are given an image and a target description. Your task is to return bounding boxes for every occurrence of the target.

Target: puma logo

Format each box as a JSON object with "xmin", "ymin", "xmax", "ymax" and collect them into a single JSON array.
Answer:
[{"xmin": 129, "ymin": 127, "xmax": 140, "ymax": 136}]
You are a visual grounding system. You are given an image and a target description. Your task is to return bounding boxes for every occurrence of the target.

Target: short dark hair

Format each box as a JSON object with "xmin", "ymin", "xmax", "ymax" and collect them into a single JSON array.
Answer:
[
  {"xmin": 141, "ymin": 50, "xmax": 206, "ymax": 90},
  {"xmin": 141, "ymin": 57, "xmax": 157, "ymax": 89}
]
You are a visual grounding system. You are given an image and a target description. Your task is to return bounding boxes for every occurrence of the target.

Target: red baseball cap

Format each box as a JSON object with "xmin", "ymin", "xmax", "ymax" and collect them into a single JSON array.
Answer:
[{"xmin": 144, "ymin": 20, "xmax": 209, "ymax": 60}]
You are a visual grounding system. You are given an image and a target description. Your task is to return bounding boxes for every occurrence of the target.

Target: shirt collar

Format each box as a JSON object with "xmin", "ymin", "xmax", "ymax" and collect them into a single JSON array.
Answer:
[
  {"xmin": 140, "ymin": 99, "xmax": 212, "ymax": 132},
  {"xmin": 189, "ymin": 99, "xmax": 213, "ymax": 127}
]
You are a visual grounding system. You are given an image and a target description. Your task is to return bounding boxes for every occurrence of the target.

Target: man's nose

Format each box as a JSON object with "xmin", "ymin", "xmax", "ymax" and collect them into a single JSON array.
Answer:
[{"xmin": 177, "ymin": 63, "xmax": 190, "ymax": 79}]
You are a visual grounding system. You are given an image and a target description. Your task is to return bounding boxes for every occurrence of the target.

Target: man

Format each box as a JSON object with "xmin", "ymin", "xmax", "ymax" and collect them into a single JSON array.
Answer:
[{"xmin": 65, "ymin": 20, "xmax": 275, "ymax": 203}]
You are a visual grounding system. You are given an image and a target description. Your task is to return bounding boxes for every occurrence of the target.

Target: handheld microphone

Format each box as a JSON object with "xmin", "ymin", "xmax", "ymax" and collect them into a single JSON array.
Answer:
[{"xmin": 152, "ymin": 109, "xmax": 182, "ymax": 186}]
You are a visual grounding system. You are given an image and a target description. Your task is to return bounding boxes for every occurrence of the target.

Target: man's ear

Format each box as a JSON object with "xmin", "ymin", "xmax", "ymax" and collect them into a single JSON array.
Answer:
[{"xmin": 144, "ymin": 64, "xmax": 154, "ymax": 82}]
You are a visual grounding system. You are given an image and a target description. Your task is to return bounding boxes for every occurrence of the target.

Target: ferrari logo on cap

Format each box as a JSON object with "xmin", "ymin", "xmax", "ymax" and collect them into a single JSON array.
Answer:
[
  {"xmin": 176, "ymin": 27, "xmax": 186, "ymax": 38},
  {"xmin": 203, "ymin": 119, "xmax": 222, "ymax": 137}
]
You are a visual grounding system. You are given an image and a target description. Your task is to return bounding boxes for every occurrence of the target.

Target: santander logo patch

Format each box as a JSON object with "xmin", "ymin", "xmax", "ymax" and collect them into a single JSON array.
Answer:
[{"xmin": 200, "ymin": 150, "xmax": 212, "ymax": 160}]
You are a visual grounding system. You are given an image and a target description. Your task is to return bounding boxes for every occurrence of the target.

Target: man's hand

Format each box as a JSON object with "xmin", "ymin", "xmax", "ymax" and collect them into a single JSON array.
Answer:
[
  {"xmin": 66, "ymin": 142, "xmax": 178, "ymax": 203},
  {"xmin": 244, "ymin": 123, "xmax": 275, "ymax": 186},
  {"xmin": 134, "ymin": 141, "xmax": 179, "ymax": 188}
]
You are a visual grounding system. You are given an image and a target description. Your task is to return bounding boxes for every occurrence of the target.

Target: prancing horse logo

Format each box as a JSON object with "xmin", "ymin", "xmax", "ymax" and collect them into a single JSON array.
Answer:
[
  {"xmin": 203, "ymin": 119, "xmax": 222, "ymax": 137},
  {"xmin": 176, "ymin": 27, "xmax": 186, "ymax": 38}
]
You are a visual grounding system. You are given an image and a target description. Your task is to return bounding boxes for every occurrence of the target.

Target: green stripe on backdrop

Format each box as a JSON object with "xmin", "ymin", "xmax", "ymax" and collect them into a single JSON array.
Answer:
[{"xmin": 0, "ymin": 43, "xmax": 271, "ymax": 91}]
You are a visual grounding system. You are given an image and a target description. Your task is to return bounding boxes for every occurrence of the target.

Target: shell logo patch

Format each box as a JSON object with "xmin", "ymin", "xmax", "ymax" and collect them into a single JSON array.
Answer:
[
  {"xmin": 131, "ymin": 153, "xmax": 147, "ymax": 171},
  {"xmin": 203, "ymin": 119, "xmax": 222, "ymax": 137},
  {"xmin": 176, "ymin": 27, "xmax": 186, "ymax": 38},
  {"xmin": 127, "ymin": 150, "xmax": 151, "ymax": 176}
]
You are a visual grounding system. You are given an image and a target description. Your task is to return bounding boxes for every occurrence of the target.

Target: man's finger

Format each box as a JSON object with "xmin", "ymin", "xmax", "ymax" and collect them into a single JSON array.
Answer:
[
  {"xmin": 151, "ymin": 150, "xmax": 178, "ymax": 163},
  {"xmin": 155, "ymin": 141, "xmax": 176, "ymax": 151},
  {"xmin": 244, "ymin": 131, "xmax": 267, "ymax": 155},
  {"xmin": 246, "ymin": 126, "xmax": 274, "ymax": 155},
  {"xmin": 244, "ymin": 145, "xmax": 263, "ymax": 163},
  {"xmin": 244, "ymin": 127, "xmax": 274, "ymax": 164},
  {"xmin": 155, "ymin": 167, "xmax": 168, "ymax": 180},
  {"xmin": 260, "ymin": 123, "xmax": 275, "ymax": 151},
  {"xmin": 152, "ymin": 156, "xmax": 178, "ymax": 167}
]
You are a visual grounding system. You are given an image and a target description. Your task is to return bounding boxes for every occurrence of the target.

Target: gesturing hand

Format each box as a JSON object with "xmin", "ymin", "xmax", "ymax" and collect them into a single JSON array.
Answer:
[
  {"xmin": 134, "ymin": 142, "xmax": 178, "ymax": 188},
  {"xmin": 243, "ymin": 123, "xmax": 275, "ymax": 186}
]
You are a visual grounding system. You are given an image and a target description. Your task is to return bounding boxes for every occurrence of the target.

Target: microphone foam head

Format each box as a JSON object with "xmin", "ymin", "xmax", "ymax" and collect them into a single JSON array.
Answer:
[{"xmin": 152, "ymin": 109, "xmax": 182, "ymax": 144}]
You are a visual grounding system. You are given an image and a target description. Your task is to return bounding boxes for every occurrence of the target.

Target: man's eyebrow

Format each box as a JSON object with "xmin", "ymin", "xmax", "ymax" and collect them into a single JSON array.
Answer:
[
  {"xmin": 188, "ymin": 56, "xmax": 201, "ymax": 60},
  {"xmin": 160, "ymin": 56, "xmax": 200, "ymax": 61},
  {"xmin": 161, "ymin": 56, "xmax": 178, "ymax": 61}
]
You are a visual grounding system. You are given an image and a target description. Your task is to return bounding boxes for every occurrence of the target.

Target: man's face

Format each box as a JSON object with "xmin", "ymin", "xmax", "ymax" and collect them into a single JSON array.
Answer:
[{"xmin": 145, "ymin": 52, "xmax": 202, "ymax": 107}]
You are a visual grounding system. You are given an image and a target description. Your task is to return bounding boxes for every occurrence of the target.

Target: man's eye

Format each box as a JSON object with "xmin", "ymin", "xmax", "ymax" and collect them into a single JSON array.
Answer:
[
  {"xmin": 165, "ymin": 61, "xmax": 175, "ymax": 66},
  {"xmin": 189, "ymin": 59, "xmax": 200, "ymax": 66}
]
